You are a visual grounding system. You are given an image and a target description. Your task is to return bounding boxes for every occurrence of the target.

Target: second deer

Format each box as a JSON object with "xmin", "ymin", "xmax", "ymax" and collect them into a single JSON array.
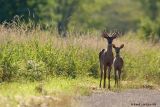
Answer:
[{"xmin": 112, "ymin": 44, "xmax": 124, "ymax": 87}]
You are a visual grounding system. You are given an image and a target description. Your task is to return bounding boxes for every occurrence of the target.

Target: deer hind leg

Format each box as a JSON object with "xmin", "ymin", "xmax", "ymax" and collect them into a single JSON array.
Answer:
[
  {"xmin": 103, "ymin": 66, "xmax": 107, "ymax": 88},
  {"xmin": 108, "ymin": 66, "xmax": 112, "ymax": 89},
  {"xmin": 118, "ymin": 69, "xmax": 121, "ymax": 88},
  {"xmin": 99, "ymin": 63, "xmax": 103, "ymax": 88},
  {"xmin": 114, "ymin": 69, "xmax": 117, "ymax": 87}
]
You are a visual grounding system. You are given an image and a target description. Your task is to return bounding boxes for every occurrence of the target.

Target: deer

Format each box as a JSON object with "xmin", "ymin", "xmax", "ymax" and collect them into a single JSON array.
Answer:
[
  {"xmin": 99, "ymin": 30, "xmax": 120, "ymax": 89},
  {"xmin": 112, "ymin": 44, "xmax": 124, "ymax": 87}
]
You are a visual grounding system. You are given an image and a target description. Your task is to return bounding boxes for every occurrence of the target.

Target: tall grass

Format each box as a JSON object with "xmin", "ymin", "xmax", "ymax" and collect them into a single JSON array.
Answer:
[
  {"xmin": 0, "ymin": 25, "xmax": 100, "ymax": 82},
  {"xmin": 0, "ymin": 24, "xmax": 160, "ymax": 86}
]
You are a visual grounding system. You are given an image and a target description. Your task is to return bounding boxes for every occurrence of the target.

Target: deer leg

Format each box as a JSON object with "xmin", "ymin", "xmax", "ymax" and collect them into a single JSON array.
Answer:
[
  {"xmin": 103, "ymin": 66, "xmax": 107, "ymax": 88},
  {"xmin": 99, "ymin": 64, "xmax": 103, "ymax": 88},
  {"xmin": 108, "ymin": 66, "xmax": 111, "ymax": 89},
  {"xmin": 118, "ymin": 70, "xmax": 121, "ymax": 87},
  {"xmin": 117, "ymin": 70, "xmax": 119, "ymax": 88},
  {"xmin": 114, "ymin": 69, "xmax": 117, "ymax": 87}
]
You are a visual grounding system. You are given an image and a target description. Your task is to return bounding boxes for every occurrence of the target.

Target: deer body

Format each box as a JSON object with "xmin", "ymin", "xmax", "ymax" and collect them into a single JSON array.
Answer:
[
  {"xmin": 113, "ymin": 44, "xmax": 124, "ymax": 87},
  {"xmin": 113, "ymin": 57, "xmax": 123, "ymax": 71},
  {"xmin": 99, "ymin": 45, "xmax": 114, "ymax": 89},
  {"xmin": 99, "ymin": 31, "xmax": 119, "ymax": 89},
  {"xmin": 102, "ymin": 46, "xmax": 114, "ymax": 64}
]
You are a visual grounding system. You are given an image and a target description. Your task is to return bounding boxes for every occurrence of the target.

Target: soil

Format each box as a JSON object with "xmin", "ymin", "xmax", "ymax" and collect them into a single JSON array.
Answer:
[{"xmin": 77, "ymin": 89, "xmax": 160, "ymax": 107}]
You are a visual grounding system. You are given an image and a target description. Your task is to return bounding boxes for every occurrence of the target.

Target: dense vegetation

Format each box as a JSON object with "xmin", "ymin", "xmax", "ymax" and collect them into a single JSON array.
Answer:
[
  {"xmin": 0, "ymin": 25, "xmax": 98, "ymax": 82},
  {"xmin": 0, "ymin": 0, "xmax": 160, "ymax": 39},
  {"xmin": 0, "ymin": 25, "xmax": 160, "ymax": 86}
]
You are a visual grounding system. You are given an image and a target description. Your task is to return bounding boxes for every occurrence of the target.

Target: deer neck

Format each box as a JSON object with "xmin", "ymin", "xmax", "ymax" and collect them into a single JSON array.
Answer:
[
  {"xmin": 107, "ymin": 44, "xmax": 113, "ymax": 52},
  {"xmin": 115, "ymin": 53, "xmax": 120, "ymax": 57}
]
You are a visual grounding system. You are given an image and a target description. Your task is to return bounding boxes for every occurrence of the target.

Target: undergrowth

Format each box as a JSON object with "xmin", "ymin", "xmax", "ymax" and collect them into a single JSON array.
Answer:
[{"xmin": 0, "ymin": 24, "xmax": 160, "ymax": 86}]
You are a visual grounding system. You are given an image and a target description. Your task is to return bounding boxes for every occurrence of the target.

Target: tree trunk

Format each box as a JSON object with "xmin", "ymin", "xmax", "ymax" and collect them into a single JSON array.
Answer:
[
  {"xmin": 56, "ymin": 0, "xmax": 80, "ymax": 37},
  {"xmin": 57, "ymin": 21, "xmax": 67, "ymax": 37}
]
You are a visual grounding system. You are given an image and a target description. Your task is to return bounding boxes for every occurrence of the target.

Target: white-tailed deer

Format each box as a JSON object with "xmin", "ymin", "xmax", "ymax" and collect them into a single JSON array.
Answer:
[
  {"xmin": 99, "ymin": 30, "xmax": 120, "ymax": 89},
  {"xmin": 113, "ymin": 44, "xmax": 124, "ymax": 87}
]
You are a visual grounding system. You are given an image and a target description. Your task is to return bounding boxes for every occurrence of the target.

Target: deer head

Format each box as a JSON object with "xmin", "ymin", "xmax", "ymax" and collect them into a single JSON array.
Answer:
[
  {"xmin": 102, "ymin": 30, "xmax": 120, "ymax": 45},
  {"xmin": 112, "ymin": 44, "xmax": 124, "ymax": 54}
]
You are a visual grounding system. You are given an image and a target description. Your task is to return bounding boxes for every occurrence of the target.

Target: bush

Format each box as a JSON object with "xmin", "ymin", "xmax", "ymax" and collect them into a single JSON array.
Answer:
[
  {"xmin": 0, "ymin": 39, "xmax": 99, "ymax": 82},
  {"xmin": 139, "ymin": 18, "xmax": 160, "ymax": 41}
]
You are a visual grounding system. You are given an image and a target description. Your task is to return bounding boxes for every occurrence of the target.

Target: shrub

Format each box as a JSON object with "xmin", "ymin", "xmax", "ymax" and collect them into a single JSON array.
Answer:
[{"xmin": 139, "ymin": 18, "xmax": 160, "ymax": 41}]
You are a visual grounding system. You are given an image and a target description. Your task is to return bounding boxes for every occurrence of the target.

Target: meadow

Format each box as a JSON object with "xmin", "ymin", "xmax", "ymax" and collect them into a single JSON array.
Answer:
[{"xmin": 0, "ymin": 24, "xmax": 160, "ymax": 107}]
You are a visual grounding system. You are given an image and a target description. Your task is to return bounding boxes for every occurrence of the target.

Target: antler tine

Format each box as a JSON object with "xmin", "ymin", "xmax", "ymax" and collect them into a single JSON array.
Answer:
[
  {"xmin": 102, "ymin": 29, "xmax": 109, "ymax": 38},
  {"xmin": 111, "ymin": 29, "xmax": 116, "ymax": 36},
  {"xmin": 112, "ymin": 29, "xmax": 120, "ymax": 37},
  {"xmin": 111, "ymin": 31, "xmax": 116, "ymax": 37}
]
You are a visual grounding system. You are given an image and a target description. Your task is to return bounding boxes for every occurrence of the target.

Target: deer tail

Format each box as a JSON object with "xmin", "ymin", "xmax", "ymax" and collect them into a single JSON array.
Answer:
[{"xmin": 99, "ymin": 49, "xmax": 105, "ymax": 59}]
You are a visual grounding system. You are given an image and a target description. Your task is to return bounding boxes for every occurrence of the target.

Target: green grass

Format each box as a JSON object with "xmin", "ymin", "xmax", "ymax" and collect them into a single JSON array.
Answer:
[
  {"xmin": 0, "ymin": 77, "xmax": 158, "ymax": 97},
  {"xmin": 0, "ymin": 77, "xmax": 98, "ymax": 96},
  {"xmin": 0, "ymin": 25, "xmax": 160, "ymax": 106},
  {"xmin": 0, "ymin": 77, "xmax": 98, "ymax": 107},
  {"xmin": 0, "ymin": 78, "xmax": 159, "ymax": 107}
]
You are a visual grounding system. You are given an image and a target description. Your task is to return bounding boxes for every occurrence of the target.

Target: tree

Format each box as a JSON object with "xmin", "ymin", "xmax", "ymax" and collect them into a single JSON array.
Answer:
[
  {"xmin": 70, "ymin": 0, "xmax": 112, "ymax": 30},
  {"xmin": 0, "ymin": 0, "xmax": 30, "ymax": 23},
  {"xmin": 139, "ymin": 0, "xmax": 159, "ymax": 21},
  {"xmin": 138, "ymin": 0, "xmax": 160, "ymax": 40},
  {"xmin": 55, "ymin": 0, "xmax": 80, "ymax": 37}
]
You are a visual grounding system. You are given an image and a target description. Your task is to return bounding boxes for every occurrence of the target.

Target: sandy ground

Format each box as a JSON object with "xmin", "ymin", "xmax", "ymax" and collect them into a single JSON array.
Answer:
[{"xmin": 77, "ymin": 89, "xmax": 160, "ymax": 107}]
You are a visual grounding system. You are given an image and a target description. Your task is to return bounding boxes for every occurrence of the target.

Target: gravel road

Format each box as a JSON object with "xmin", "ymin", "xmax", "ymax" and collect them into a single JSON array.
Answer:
[{"xmin": 77, "ymin": 89, "xmax": 160, "ymax": 107}]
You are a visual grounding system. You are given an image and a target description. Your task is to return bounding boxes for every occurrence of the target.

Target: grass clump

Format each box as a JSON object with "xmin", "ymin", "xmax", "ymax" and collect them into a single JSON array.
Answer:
[{"xmin": 0, "ymin": 31, "xmax": 99, "ymax": 82}]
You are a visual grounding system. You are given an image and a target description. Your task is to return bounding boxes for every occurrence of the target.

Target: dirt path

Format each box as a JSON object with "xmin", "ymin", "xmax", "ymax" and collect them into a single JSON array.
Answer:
[{"xmin": 77, "ymin": 89, "xmax": 160, "ymax": 107}]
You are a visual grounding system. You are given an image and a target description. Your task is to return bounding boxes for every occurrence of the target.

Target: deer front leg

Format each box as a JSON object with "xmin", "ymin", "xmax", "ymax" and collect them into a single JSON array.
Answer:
[
  {"xmin": 108, "ymin": 66, "xmax": 111, "ymax": 89},
  {"xmin": 103, "ymin": 66, "xmax": 107, "ymax": 88},
  {"xmin": 99, "ymin": 64, "xmax": 103, "ymax": 88}
]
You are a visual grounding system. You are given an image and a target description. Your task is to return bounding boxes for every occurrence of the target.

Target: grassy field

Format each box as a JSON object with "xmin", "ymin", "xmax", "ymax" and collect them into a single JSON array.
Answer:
[
  {"xmin": 1, "ymin": 77, "xmax": 158, "ymax": 107},
  {"xmin": 0, "ymin": 25, "xmax": 160, "ymax": 107}
]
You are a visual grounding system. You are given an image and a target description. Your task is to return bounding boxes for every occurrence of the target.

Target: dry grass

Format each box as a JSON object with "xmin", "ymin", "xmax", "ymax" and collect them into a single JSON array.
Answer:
[
  {"xmin": 0, "ymin": 25, "xmax": 160, "ymax": 107},
  {"xmin": 0, "ymin": 25, "xmax": 159, "ymax": 52},
  {"xmin": 0, "ymin": 94, "xmax": 74, "ymax": 107}
]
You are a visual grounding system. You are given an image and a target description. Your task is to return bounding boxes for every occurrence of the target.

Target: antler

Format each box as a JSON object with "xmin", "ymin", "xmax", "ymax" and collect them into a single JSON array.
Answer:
[
  {"xmin": 102, "ymin": 29, "xmax": 122, "ymax": 39},
  {"xmin": 102, "ymin": 30, "xmax": 109, "ymax": 38},
  {"xmin": 111, "ymin": 30, "xmax": 121, "ymax": 38}
]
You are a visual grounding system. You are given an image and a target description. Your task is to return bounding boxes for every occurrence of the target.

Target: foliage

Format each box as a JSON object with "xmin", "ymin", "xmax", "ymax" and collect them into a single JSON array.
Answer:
[
  {"xmin": 1, "ymin": 0, "xmax": 160, "ymax": 38},
  {"xmin": 138, "ymin": 0, "xmax": 160, "ymax": 40},
  {"xmin": 0, "ymin": 0, "xmax": 28, "ymax": 22},
  {"xmin": 0, "ymin": 38, "xmax": 99, "ymax": 81},
  {"xmin": 0, "ymin": 25, "xmax": 160, "ymax": 86},
  {"xmin": 55, "ymin": 0, "xmax": 80, "ymax": 37},
  {"xmin": 1, "ymin": 0, "xmax": 155, "ymax": 35},
  {"xmin": 139, "ymin": 18, "xmax": 160, "ymax": 41}
]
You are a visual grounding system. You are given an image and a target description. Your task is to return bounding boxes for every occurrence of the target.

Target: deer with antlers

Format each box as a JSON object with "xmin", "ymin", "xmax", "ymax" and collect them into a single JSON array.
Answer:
[{"xmin": 99, "ymin": 30, "xmax": 120, "ymax": 89}]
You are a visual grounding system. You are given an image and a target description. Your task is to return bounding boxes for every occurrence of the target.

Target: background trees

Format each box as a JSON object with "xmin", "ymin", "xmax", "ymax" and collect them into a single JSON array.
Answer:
[
  {"xmin": 138, "ymin": 0, "xmax": 160, "ymax": 40},
  {"xmin": 55, "ymin": 0, "xmax": 80, "ymax": 37},
  {"xmin": 0, "ymin": 0, "xmax": 160, "ymax": 39}
]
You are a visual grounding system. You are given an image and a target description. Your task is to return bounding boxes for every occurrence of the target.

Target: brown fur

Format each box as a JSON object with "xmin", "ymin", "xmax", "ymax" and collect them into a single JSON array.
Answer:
[
  {"xmin": 99, "ymin": 31, "xmax": 120, "ymax": 89},
  {"xmin": 113, "ymin": 44, "xmax": 124, "ymax": 87}
]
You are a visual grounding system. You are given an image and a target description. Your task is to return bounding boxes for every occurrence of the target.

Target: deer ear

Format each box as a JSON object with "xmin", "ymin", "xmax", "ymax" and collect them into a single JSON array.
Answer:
[
  {"xmin": 120, "ymin": 44, "xmax": 124, "ymax": 49},
  {"xmin": 112, "ymin": 44, "xmax": 116, "ymax": 48}
]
